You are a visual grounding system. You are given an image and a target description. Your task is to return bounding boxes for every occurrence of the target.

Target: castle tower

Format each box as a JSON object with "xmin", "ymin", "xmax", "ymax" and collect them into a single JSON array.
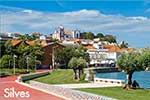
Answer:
[{"xmin": 58, "ymin": 25, "xmax": 64, "ymax": 40}]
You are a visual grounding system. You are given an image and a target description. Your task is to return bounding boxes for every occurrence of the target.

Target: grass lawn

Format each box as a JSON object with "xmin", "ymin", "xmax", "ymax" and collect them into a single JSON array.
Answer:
[
  {"xmin": 33, "ymin": 69, "xmax": 88, "ymax": 84},
  {"xmin": 77, "ymin": 87, "xmax": 150, "ymax": 100}
]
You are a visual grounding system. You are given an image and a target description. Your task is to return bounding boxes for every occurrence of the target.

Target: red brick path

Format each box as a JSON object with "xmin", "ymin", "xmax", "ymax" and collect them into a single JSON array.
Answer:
[{"xmin": 0, "ymin": 76, "xmax": 64, "ymax": 100}]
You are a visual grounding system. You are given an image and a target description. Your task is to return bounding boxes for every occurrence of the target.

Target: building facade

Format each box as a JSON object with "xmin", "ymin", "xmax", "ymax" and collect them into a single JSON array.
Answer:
[{"xmin": 52, "ymin": 25, "xmax": 81, "ymax": 41}]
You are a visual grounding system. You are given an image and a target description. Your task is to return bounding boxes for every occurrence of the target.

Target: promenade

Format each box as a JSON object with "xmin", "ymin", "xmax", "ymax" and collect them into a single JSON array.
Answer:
[
  {"xmin": 52, "ymin": 83, "xmax": 121, "ymax": 88},
  {"xmin": 0, "ymin": 70, "xmax": 117, "ymax": 100},
  {"xmin": 0, "ymin": 76, "xmax": 63, "ymax": 100},
  {"xmin": 30, "ymin": 81, "xmax": 116, "ymax": 100}
]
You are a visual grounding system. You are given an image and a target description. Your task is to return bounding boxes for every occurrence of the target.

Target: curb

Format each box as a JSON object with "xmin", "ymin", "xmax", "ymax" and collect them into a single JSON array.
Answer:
[{"xmin": 15, "ymin": 80, "xmax": 70, "ymax": 100}]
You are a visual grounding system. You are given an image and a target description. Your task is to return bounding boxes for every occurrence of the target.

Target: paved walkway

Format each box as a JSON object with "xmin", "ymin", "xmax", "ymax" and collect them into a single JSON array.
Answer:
[
  {"xmin": 52, "ymin": 83, "xmax": 121, "ymax": 88},
  {"xmin": 0, "ymin": 75, "xmax": 64, "ymax": 100},
  {"xmin": 30, "ymin": 81, "xmax": 116, "ymax": 100}
]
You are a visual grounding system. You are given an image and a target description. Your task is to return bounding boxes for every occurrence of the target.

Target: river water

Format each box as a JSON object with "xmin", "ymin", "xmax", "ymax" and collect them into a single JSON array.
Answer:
[{"xmin": 95, "ymin": 71, "xmax": 150, "ymax": 88}]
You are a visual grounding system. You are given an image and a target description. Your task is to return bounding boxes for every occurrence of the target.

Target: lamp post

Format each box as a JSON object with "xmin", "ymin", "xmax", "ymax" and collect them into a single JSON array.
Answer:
[
  {"xmin": 35, "ymin": 56, "xmax": 37, "ymax": 71},
  {"xmin": 9, "ymin": 60, "xmax": 11, "ymax": 68},
  {"xmin": 13, "ymin": 55, "xmax": 17, "ymax": 75},
  {"xmin": 52, "ymin": 45, "xmax": 58, "ymax": 70},
  {"xmin": 26, "ymin": 55, "xmax": 29, "ymax": 72}
]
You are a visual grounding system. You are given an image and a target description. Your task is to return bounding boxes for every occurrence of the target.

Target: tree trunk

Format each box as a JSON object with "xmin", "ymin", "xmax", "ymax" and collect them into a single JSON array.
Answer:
[
  {"xmin": 81, "ymin": 67, "xmax": 84, "ymax": 74},
  {"xmin": 126, "ymin": 71, "xmax": 133, "ymax": 85},
  {"xmin": 78, "ymin": 69, "xmax": 81, "ymax": 79},
  {"xmin": 124, "ymin": 71, "xmax": 134, "ymax": 89},
  {"xmin": 73, "ymin": 67, "xmax": 78, "ymax": 80}
]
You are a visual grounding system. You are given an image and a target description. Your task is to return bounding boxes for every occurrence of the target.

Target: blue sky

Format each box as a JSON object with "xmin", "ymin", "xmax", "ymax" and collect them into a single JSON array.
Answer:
[{"xmin": 0, "ymin": 0, "xmax": 150, "ymax": 48}]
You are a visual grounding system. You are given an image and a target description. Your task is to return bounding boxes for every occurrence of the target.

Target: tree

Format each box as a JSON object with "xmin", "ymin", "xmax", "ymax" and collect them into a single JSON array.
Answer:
[
  {"xmin": 2, "ymin": 37, "xmax": 44, "ymax": 70},
  {"xmin": 0, "ymin": 43, "xmax": 5, "ymax": 58},
  {"xmin": 117, "ymin": 51, "xmax": 143, "ymax": 89},
  {"xmin": 54, "ymin": 47, "xmax": 75, "ymax": 68},
  {"xmin": 30, "ymin": 40, "xmax": 44, "ymax": 62},
  {"xmin": 140, "ymin": 49, "xmax": 150, "ymax": 70},
  {"xmin": 120, "ymin": 41, "xmax": 128, "ymax": 48},
  {"xmin": 80, "ymin": 32, "xmax": 94, "ymax": 40},
  {"xmin": 104, "ymin": 36, "xmax": 116, "ymax": 43},
  {"xmin": 73, "ymin": 45, "xmax": 90, "ymax": 63},
  {"xmin": 18, "ymin": 55, "xmax": 26, "ymax": 69},
  {"xmin": 17, "ymin": 34, "xmax": 32, "ymax": 41},
  {"xmin": 0, "ymin": 55, "xmax": 12, "ymax": 68},
  {"xmin": 54, "ymin": 46, "xmax": 90, "ymax": 68},
  {"xmin": 4, "ymin": 40, "xmax": 15, "ymax": 55},
  {"xmin": 68, "ymin": 57, "xmax": 87, "ymax": 80},
  {"xmin": 96, "ymin": 33, "xmax": 104, "ymax": 38},
  {"xmin": 77, "ymin": 58, "xmax": 87, "ymax": 79},
  {"xmin": 31, "ymin": 34, "xmax": 39, "ymax": 40},
  {"xmin": 68, "ymin": 57, "xmax": 78, "ymax": 79}
]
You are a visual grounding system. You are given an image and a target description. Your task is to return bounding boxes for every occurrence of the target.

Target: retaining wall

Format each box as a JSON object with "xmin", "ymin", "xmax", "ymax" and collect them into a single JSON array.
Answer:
[
  {"xmin": 94, "ymin": 77, "xmax": 125, "ymax": 86},
  {"xmin": 17, "ymin": 71, "xmax": 49, "ymax": 82}
]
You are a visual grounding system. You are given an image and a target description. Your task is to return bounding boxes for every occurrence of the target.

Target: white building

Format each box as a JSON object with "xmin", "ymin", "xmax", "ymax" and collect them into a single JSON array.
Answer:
[
  {"xmin": 85, "ymin": 43, "xmax": 133, "ymax": 67},
  {"xmin": 52, "ymin": 25, "xmax": 81, "ymax": 41}
]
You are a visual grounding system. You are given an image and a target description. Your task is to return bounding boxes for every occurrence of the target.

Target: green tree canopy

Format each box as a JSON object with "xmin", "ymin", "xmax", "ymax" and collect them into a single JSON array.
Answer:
[
  {"xmin": 0, "ymin": 55, "xmax": 12, "ymax": 68},
  {"xmin": 4, "ymin": 40, "xmax": 15, "ymax": 55},
  {"xmin": 54, "ymin": 46, "xmax": 90, "ymax": 68},
  {"xmin": 140, "ymin": 49, "xmax": 150, "ymax": 69},
  {"xmin": 1, "ymin": 37, "xmax": 44, "ymax": 70},
  {"xmin": 68, "ymin": 57, "xmax": 78, "ymax": 68},
  {"xmin": 80, "ymin": 32, "xmax": 94, "ymax": 40},
  {"xmin": 95, "ymin": 33, "xmax": 104, "ymax": 38},
  {"xmin": 104, "ymin": 36, "xmax": 116, "ymax": 43},
  {"xmin": 68, "ymin": 57, "xmax": 78, "ymax": 79},
  {"xmin": 117, "ymin": 51, "xmax": 144, "ymax": 88},
  {"xmin": 78, "ymin": 58, "xmax": 87, "ymax": 68}
]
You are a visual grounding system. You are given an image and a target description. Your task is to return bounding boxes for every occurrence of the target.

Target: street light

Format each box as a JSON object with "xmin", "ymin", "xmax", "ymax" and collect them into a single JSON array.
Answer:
[
  {"xmin": 35, "ymin": 56, "xmax": 37, "ymax": 71},
  {"xmin": 26, "ymin": 55, "xmax": 29, "ymax": 72},
  {"xmin": 52, "ymin": 45, "xmax": 58, "ymax": 70},
  {"xmin": 13, "ymin": 55, "xmax": 17, "ymax": 75}
]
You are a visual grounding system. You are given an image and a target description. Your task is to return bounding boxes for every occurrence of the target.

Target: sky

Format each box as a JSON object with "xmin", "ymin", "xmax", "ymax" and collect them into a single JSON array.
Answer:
[{"xmin": 0, "ymin": 0, "xmax": 150, "ymax": 48}]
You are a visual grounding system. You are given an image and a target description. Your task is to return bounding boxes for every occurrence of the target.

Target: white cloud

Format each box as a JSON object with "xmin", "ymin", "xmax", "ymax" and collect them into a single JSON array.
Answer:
[
  {"xmin": 63, "ymin": 9, "xmax": 101, "ymax": 17},
  {"xmin": 127, "ymin": 16, "xmax": 148, "ymax": 21},
  {"xmin": 22, "ymin": 10, "xmax": 33, "ymax": 14},
  {"xmin": 0, "ymin": 5, "xmax": 150, "ymax": 47}
]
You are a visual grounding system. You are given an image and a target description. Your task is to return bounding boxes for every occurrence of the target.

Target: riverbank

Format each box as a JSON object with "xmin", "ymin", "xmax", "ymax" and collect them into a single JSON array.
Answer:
[{"xmin": 77, "ymin": 87, "xmax": 150, "ymax": 100}]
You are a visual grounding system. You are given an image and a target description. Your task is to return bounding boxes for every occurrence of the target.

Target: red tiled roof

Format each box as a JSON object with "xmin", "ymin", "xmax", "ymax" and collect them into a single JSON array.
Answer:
[
  {"xmin": 64, "ymin": 30, "xmax": 72, "ymax": 35},
  {"xmin": 85, "ymin": 45, "xmax": 96, "ymax": 50},
  {"xmin": 33, "ymin": 32, "xmax": 40, "ymax": 35},
  {"xmin": 103, "ymin": 44, "xmax": 134, "ymax": 53},
  {"xmin": 11, "ymin": 40, "xmax": 22, "ymax": 46},
  {"xmin": 26, "ymin": 41, "xmax": 35, "ymax": 46},
  {"xmin": 40, "ymin": 41, "xmax": 48, "ymax": 47}
]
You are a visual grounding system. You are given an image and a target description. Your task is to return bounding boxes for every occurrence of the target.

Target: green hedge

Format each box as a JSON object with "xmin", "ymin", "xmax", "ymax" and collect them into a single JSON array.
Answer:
[
  {"xmin": 21, "ymin": 71, "xmax": 49, "ymax": 82},
  {"xmin": 1, "ymin": 68, "xmax": 34, "ymax": 76},
  {"xmin": 0, "ymin": 72, "xmax": 10, "ymax": 77}
]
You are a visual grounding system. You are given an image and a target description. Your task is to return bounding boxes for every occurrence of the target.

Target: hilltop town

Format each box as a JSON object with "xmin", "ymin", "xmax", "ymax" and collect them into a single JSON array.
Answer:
[{"xmin": 0, "ymin": 25, "xmax": 134, "ymax": 69}]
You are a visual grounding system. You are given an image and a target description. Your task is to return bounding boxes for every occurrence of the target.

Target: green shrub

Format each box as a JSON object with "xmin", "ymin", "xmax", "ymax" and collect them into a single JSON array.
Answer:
[
  {"xmin": 0, "ymin": 72, "xmax": 10, "ymax": 77},
  {"xmin": 80, "ymin": 73, "xmax": 86, "ymax": 81},
  {"xmin": 89, "ymin": 70, "xmax": 94, "ymax": 81},
  {"xmin": 1, "ymin": 68, "xmax": 34, "ymax": 76}
]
